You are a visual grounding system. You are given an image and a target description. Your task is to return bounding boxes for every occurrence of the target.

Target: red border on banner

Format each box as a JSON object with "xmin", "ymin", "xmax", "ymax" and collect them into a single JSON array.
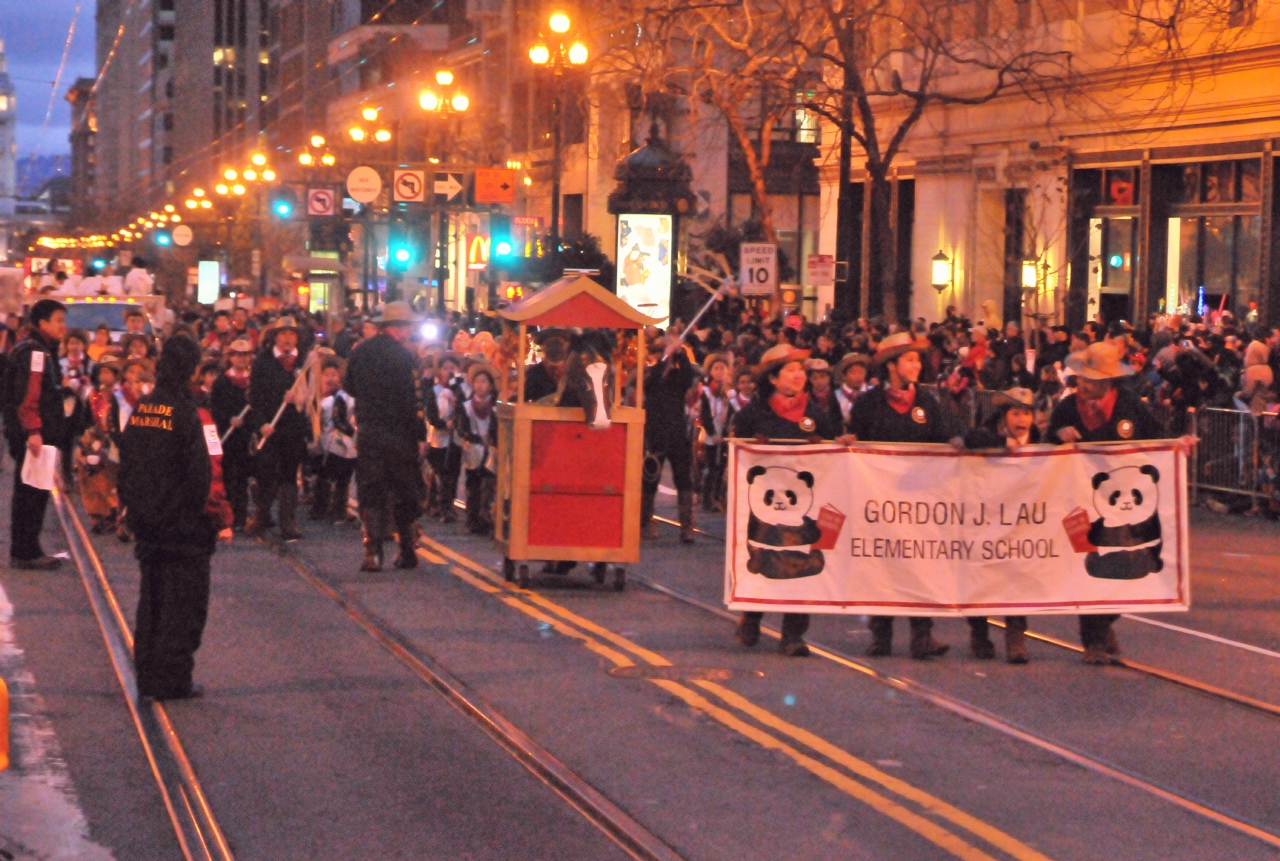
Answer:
[{"xmin": 726, "ymin": 441, "xmax": 1188, "ymax": 612}]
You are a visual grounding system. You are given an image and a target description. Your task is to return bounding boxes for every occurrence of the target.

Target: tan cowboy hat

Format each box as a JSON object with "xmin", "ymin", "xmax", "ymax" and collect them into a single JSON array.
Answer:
[
  {"xmin": 228, "ymin": 338, "xmax": 254, "ymax": 353},
  {"xmin": 992, "ymin": 387, "xmax": 1035, "ymax": 410},
  {"xmin": 1065, "ymin": 342, "xmax": 1134, "ymax": 380},
  {"xmin": 466, "ymin": 361, "xmax": 500, "ymax": 389},
  {"xmin": 755, "ymin": 344, "xmax": 810, "ymax": 378},
  {"xmin": 372, "ymin": 301, "xmax": 418, "ymax": 326},
  {"xmin": 836, "ymin": 352, "xmax": 869, "ymax": 376},
  {"xmin": 872, "ymin": 332, "xmax": 930, "ymax": 367},
  {"xmin": 702, "ymin": 352, "xmax": 731, "ymax": 377},
  {"xmin": 268, "ymin": 315, "xmax": 299, "ymax": 331},
  {"xmin": 804, "ymin": 357, "xmax": 831, "ymax": 373}
]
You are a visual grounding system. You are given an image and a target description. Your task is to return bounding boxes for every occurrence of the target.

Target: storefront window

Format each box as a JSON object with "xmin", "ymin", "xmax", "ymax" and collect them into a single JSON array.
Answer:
[{"xmin": 1165, "ymin": 214, "xmax": 1262, "ymax": 315}]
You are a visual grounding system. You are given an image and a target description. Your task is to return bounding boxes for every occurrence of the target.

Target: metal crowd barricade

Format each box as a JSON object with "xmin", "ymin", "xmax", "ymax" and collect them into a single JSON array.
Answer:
[{"xmin": 1186, "ymin": 407, "xmax": 1280, "ymax": 506}]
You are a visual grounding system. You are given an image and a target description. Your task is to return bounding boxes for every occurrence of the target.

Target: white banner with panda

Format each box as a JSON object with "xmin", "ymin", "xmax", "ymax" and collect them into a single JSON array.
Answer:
[{"xmin": 724, "ymin": 440, "xmax": 1190, "ymax": 616}]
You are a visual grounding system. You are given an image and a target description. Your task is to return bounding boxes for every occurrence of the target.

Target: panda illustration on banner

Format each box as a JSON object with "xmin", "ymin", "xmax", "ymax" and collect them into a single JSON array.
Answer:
[
  {"xmin": 744, "ymin": 466, "xmax": 826, "ymax": 580},
  {"xmin": 1085, "ymin": 465, "xmax": 1164, "ymax": 580}
]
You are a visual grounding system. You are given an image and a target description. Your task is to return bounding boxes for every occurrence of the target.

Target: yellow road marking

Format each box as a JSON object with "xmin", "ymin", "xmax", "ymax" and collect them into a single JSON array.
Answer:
[{"xmin": 421, "ymin": 535, "xmax": 1053, "ymax": 861}]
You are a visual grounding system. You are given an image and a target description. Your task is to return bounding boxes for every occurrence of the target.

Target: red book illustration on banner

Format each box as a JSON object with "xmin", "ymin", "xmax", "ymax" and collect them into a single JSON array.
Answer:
[
  {"xmin": 812, "ymin": 504, "xmax": 846, "ymax": 550},
  {"xmin": 1063, "ymin": 507, "xmax": 1097, "ymax": 553}
]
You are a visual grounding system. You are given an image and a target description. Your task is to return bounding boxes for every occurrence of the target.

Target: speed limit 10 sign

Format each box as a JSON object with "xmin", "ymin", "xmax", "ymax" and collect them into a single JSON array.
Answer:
[{"xmin": 739, "ymin": 243, "xmax": 777, "ymax": 296}]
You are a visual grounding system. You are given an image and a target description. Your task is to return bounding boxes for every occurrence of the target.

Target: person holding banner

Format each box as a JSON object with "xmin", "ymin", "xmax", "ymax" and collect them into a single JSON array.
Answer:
[
  {"xmin": 1048, "ymin": 341, "xmax": 1165, "ymax": 665},
  {"xmin": 731, "ymin": 343, "xmax": 847, "ymax": 657},
  {"xmin": 957, "ymin": 387, "xmax": 1040, "ymax": 663},
  {"xmin": 847, "ymin": 332, "xmax": 952, "ymax": 660}
]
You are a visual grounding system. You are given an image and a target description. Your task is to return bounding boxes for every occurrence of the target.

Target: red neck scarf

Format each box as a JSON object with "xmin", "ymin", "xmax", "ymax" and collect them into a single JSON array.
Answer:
[
  {"xmin": 226, "ymin": 368, "xmax": 250, "ymax": 389},
  {"xmin": 1077, "ymin": 387, "xmax": 1118, "ymax": 432},
  {"xmin": 276, "ymin": 349, "xmax": 298, "ymax": 372},
  {"xmin": 885, "ymin": 384, "xmax": 916, "ymax": 415},
  {"xmin": 769, "ymin": 391, "xmax": 809, "ymax": 423},
  {"xmin": 471, "ymin": 393, "xmax": 494, "ymax": 421}
]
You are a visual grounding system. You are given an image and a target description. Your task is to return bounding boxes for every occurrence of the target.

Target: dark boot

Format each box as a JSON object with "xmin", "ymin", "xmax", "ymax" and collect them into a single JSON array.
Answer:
[
  {"xmin": 967, "ymin": 617, "xmax": 996, "ymax": 660},
  {"xmin": 278, "ymin": 483, "xmax": 302, "ymax": 541},
  {"xmin": 1005, "ymin": 616, "xmax": 1029, "ymax": 664},
  {"xmin": 867, "ymin": 616, "xmax": 893, "ymax": 657},
  {"xmin": 1080, "ymin": 615, "xmax": 1118, "ymax": 665},
  {"xmin": 909, "ymin": 618, "xmax": 949, "ymax": 660},
  {"xmin": 360, "ymin": 506, "xmax": 385, "ymax": 572},
  {"xmin": 308, "ymin": 477, "xmax": 330, "ymax": 520},
  {"xmin": 640, "ymin": 488, "xmax": 659, "ymax": 539},
  {"xmin": 778, "ymin": 613, "xmax": 810, "ymax": 657},
  {"xmin": 244, "ymin": 481, "xmax": 274, "ymax": 536},
  {"xmin": 394, "ymin": 522, "xmax": 419, "ymax": 569},
  {"xmin": 736, "ymin": 613, "xmax": 761, "ymax": 648},
  {"xmin": 677, "ymin": 491, "xmax": 695, "ymax": 544}
]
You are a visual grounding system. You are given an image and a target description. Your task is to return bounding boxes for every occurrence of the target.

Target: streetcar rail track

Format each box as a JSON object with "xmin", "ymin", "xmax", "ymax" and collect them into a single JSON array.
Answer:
[
  {"xmin": 266, "ymin": 537, "xmax": 686, "ymax": 861},
  {"xmin": 624, "ymin": 570, "xmax": 1280, "ymax": 851},
  {"xmin": 653, "ymin": 514, "xmax": 1280, "ymax": 720},
  {"xmin": 52, "ymin": 487, "xmax": 233, "ymax": 861}
]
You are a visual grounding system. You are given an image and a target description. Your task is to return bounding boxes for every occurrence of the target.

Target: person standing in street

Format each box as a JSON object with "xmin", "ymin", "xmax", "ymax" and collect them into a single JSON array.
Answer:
[
  {"xmin": 1048, "ymin": 342, "xmax": 1165, "ymax": 665},
  {"xmin": 124, "ymin": 257, "xmax": 154, "ymax": 297},
  {"xmin": 848, "ymin": 332, "xmax": 952, "ymax": 660},
  {"xmin": 118, "ymin": 335, "xmax": 232, "ymax": 701},
  {"xmin": 246, "ymin": 317, "xmax": 308, "ymax": 541},
  {"xmin": 344, "ymin": 301, "xmax": 426, "ymax": 571},
  {"xmin": 640, "ymin": 337, "xmax": 697, "ymax": 542},
  {"xmin": 3, "ymin": 299, "xmax": 68, "ymax": 569},
  {"xmin": 210, "ymin": 339, "xmax": 254, "ymax": 529}
]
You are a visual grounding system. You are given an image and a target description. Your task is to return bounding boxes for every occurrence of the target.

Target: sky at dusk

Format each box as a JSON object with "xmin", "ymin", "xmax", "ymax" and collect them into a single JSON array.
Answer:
[{"xmin": 1, "ymin": 0, "xmax": 97, "ymax": 158}]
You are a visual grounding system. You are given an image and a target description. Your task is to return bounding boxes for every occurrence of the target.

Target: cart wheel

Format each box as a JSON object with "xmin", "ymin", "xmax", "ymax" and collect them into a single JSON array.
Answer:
[
  {"xmin": 613, "ymin": 568, "xmax": 626, "ymax": 592},
  {"xmin": 517, "ymin": 564, "xmax": 531, "ymax": 589},
  {"xmin": 592, "ymin": 562, "xmax": 608, "ymax": 585},
  {"xmin": 502, "ymin": 558, "xmax": 515, "ymax": 582}
]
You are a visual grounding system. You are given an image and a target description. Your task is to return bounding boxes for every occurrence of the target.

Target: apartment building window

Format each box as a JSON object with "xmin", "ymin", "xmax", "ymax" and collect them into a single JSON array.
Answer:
[
  {"xmin": 157, "ymin": 25, "xmax": 175, "ymax": 41},
  {"xmin": 1229, "ymin": 0, "xmax": 1256, "ymax": 27},
  {"xmin": 163, "ymin": 146, "xmax": 173, "ymax": 164}
]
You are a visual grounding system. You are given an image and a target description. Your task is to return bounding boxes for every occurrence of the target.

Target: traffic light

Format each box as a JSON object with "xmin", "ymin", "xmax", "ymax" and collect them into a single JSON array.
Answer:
[
  {"xmin": 270, "ymin": 188, "xmax": 298, "ymax": 218},
  {"xmin": 154, "ymin": 230, "xmax": 172, "ymax": 246},
  {"xmin": 490, "ymin": 214, "xmax": 514, "ymax": 259},
  {"xmin": 388, "ymin": 235, "xmax": 415, "ymax": 272}
]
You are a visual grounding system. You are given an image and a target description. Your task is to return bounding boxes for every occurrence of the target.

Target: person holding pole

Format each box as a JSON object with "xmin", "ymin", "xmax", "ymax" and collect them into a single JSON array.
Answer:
[
  {"xmin": 210, "ymin": 339, "xmax": 254, "ymax": 530},
  {"xmin": 245, "ymin": 317, "xmax": 309, "ymax": 540}
]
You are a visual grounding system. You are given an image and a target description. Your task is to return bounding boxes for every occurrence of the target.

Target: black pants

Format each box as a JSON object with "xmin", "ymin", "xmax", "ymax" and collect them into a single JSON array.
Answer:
[
  {"xmin": 358, "ymin": 431, "xmax": 425, "ymax": 541},
  {"xmin": 8, "ymin": 441, "xmax": 52, "ymax": 561},
  {"xmin": 464, "ymin": 468, "xmax": 496, "ymax": 533},
  {"xmin": 253, "ymin": 433, "xmax": 306, "ymax": 512},
  {"xmin": 642, "ymin": 433, "xmax": 694, "ymax": 502},
  {"xmin": 222, "ymin": 448, "xmax": 251, "ymax": 527},
  {"xmin": 700, "ymin": 443, "xmax": 727, "ymax": 508},
  {"xmin": 133, "ymin": 547, "xmax": 211, "ymax": 699},
  {"xmin": 743, "ymin": 611, "xmax": 810, "ymax": 642},
  {"xmin": 426, "ymin": 445, "xmax": 461, "ymax": 512},
  {"xmin": 315, "ymin": 455, "xmax": 356, "ymax": 517},
  {"xmin": 1079, "ymin": 614, "xmax": 1119, "ymax": 648}
]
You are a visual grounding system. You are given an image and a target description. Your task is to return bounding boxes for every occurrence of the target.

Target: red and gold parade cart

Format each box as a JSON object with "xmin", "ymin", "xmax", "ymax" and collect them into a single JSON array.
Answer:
[{"xmin": 494, "ymin": 274, "xmax": 663, "ymax": 590}]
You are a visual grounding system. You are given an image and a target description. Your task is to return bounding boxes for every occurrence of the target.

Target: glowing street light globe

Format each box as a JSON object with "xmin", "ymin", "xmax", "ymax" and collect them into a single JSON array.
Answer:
[
  {"xmin": 419, "ymin": 90, "xmax": 440, "ymax": 111},
  {"xmin": 361, "ymin": 107, "xmax": 379, "ymax": 122},
  {"xmin": 549, "ymin": 12, "xmax": 571, "ymax": 33},
  {"xmin": 223, "ymin": 168, "xmax": 238, "ymax": 180},
  {"xmin": 320, "ymin": 153, "xmax": 336, "ymax": 167},
  {"xmin": 299, "ymin": 151, "xmax": 314, "ymax": 166},
  {"xmin": 568, "ymin": 41, "xmax": 589, "ymax": 65},
  {"xmin": 262, "ymin": 169, "xmax": 277, "ymax": 181},
  {"xmin": 529, "ymin": 43, "xmax": 550, "ymax": 65},
  {"xmin": 435, "ymin": 70, "xmax": 454, "ymax": 86},
  {"xmin": 243, "ymin": 168, "xmax": 258, "ymax": 181},
  {"xmin": 374, "ymin": 128, "xmax": 392, "ymax": 143},
  {"xmin": 349, "ymin": 126, "xmax": 367, "ymax": 142},
  {"xmin": 310, "ymin": 134, "xmax": 326, "ymax": 148},
  {"xmin": 193, "ymin": 187, "xmax": 206, "ymax": 197},
  {"xmin": 451, "ymin": 94, "xmax": 470, "ymax": 112},
  {"xmin": 232, "ymin": 184, "xmax": 246, "ymax": 195},
  {"xmin": 251, "ymin": 152, "xmax": 267, "ymax": 166}
]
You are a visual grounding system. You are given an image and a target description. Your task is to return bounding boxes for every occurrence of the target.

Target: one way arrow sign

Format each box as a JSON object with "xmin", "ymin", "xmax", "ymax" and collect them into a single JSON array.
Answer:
[{"xmin": 434, "ymin": 172, "xmax": 466, "ymax": 204}]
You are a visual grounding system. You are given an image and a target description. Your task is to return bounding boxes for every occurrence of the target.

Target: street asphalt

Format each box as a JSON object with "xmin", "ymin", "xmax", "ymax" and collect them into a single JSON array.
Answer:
[{"xmin": 3, "ymin": 471, "xmax": 1280, "ymax": 860}]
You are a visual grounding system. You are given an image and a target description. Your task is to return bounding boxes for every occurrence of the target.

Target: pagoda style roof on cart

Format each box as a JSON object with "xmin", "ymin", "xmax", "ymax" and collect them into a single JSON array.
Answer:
[{"xmin": 497, "ymin": 274, "xmax": 666, "ymax": 330}]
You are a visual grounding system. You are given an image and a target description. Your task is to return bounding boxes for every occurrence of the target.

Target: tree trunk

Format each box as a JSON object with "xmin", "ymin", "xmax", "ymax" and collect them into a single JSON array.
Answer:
[
  {"xmin": 834, "ymin": 93, "xmax": 858, "ymax": 317},
  {"xmin": 866, "ymin": 170, "xmax": 896, "ymax": 323}
]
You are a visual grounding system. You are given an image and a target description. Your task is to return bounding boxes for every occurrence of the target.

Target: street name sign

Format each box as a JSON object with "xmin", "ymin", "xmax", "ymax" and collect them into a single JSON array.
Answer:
[
  {"xmin": 172, "ymin": 224, "xmax": 194, "ymax": 247},
  {"xmin": 346, "ymin": 167, "xmax": 382, "ymax": 203}
]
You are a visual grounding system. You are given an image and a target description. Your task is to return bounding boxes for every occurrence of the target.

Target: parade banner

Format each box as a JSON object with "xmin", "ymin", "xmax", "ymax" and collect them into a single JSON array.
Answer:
[{"xmin": 724, "ymin": 440, "xmax": 1189, "ymax": 616}]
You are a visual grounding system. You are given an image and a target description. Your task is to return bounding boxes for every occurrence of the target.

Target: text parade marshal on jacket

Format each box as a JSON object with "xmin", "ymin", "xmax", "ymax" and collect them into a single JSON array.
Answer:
[{"xmin": 128, "ymin": 401, "xmax": 175, "ymax": 431}]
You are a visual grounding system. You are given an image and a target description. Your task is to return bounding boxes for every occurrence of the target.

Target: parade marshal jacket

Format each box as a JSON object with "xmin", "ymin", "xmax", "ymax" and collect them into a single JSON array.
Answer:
[
  {"xmin": 1047, "ymin": 388, "xmax": 1162, "ymax": 443},
  {"xmin": 848, "ymin": 385, "xmax": 949, "ymax": 444},
  {"xmin": 3, "ymin": 328, "xmax": 68, "ymax": 448},
  {"xmin": 118, "ymin": 384, "xmax": 216, "ymax": 555}
]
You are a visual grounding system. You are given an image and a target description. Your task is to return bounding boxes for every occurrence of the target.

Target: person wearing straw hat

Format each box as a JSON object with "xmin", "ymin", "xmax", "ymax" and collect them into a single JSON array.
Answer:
[
  {"xmin": 1048, "ymin": 341, "xmax": 1164, "ymax": 664},
  {"xmin": 345, "ymin": 301, "xmax": 427, "ymax": 571},
  {"xmin": 833, "ymin": 352, "xmax": 870, "ymax": 430},
  {"xmin": 456, "ymin": 362, "xmax": 500, "ymax": 535},
  {"xmin": 730, "ymin": 343, "xmax": 847, "ymax": 657},
  {"xmin": 210, "ymin": 339, "xmax": 255, "ymax": 530},
  {"xmin": 848, "ymin": 332, "xmax": 952, "ymax": 660},
  {"xmin": 245, "ymin": 315, "xmax": 309, "ymax": 541},
  {"xmin": 954, "ymin": 387, "xmax": 1040, "ymax": 663},
  {"xmin": 698, "ymin": 353, "xmax": 734, "ymax": 513}
]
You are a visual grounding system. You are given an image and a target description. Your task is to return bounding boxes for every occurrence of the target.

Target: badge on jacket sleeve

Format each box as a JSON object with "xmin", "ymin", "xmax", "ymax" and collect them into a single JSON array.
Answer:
[
  {"xmin": 911, "ymin": 406, "xmax": 927, "ymax": 424},
  {"xmin": 203, "ymin": 424, "xmax": 223, "ymax": 456},
  {"xmin": 30, "ymin": 350, "xmax": 44, "ymax": 373},
  {"xmin": 799, "ymin": 417, "xmax": 816, "ymax": 433},
  {"xmin": 1116, "ymin": 419, "xmax": 1134, "ymax": 439}
]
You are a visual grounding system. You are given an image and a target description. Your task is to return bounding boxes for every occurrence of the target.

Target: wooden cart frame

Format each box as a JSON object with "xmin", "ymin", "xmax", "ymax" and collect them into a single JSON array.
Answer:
[{"xmin": 493, "ymin": 275, "xmax": 663, "ymax": 590}]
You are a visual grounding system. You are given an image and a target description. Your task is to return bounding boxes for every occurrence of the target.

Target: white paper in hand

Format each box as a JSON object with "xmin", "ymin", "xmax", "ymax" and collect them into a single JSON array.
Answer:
[{"xmin": 21, "ymin": 445, "xmax": 59, "ymax": 490}]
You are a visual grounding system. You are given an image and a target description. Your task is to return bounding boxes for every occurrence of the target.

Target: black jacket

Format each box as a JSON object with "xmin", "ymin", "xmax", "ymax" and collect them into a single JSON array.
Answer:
[
  {"xmin": 118, "ymin": 385, "xmax": 215, "ymax": 554},
  {"xmin": 209, "ymin": 374, "xmax": 251, "ymax": 456},
  {"xmin": 731, "ymin": 396, "xmax": 838, "ymax": 441},
  {"xmin": 1047, "ymin": 388, "xmax": 1163, "ymax": 443},
  {"xmin": 523, "ymin": 363, "xmax": 559, "ymax": 402},
  {"xmin": 3, "ymin": 329, "xmax": 68, "ymax": 447},
  {"xmin": 345, "ymin": 334, "xmax": 426, "ymax": 442},
  {"xmin": 644, "ymin": 351, "xmax": 697, "ymax": 446},
  {"xmin": 848, "ymin": 386, "xmax": 949, "ymax": 444},
  {"xmin": 249, "ymin": 349, "xmax": 308, "ymax": 441}
]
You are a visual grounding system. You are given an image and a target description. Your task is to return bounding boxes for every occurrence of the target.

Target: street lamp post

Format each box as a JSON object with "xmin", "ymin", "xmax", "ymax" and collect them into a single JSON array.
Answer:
[
  {"xmin": 529, "ymin": 11, "xmax": 589, "ymax": 260},
  {"xmin": 419, "ymin": 70, "xmax": 470, "ymax": 313}
]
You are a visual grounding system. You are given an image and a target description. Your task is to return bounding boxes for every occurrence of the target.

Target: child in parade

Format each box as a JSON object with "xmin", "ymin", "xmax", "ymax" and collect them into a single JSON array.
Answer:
[
  {"xmin": 455, "ymin": 363, "xmax": 499, "ymax": 535},
  {"xmin": 313, "ymin": 357, "xmax": 358, "ymax": 523}
]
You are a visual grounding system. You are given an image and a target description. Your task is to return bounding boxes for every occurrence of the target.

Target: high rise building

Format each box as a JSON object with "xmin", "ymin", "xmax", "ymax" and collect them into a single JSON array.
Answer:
[{"xmin": 0, "ymin": 38, "xmax": 16, "ymax": 221}]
